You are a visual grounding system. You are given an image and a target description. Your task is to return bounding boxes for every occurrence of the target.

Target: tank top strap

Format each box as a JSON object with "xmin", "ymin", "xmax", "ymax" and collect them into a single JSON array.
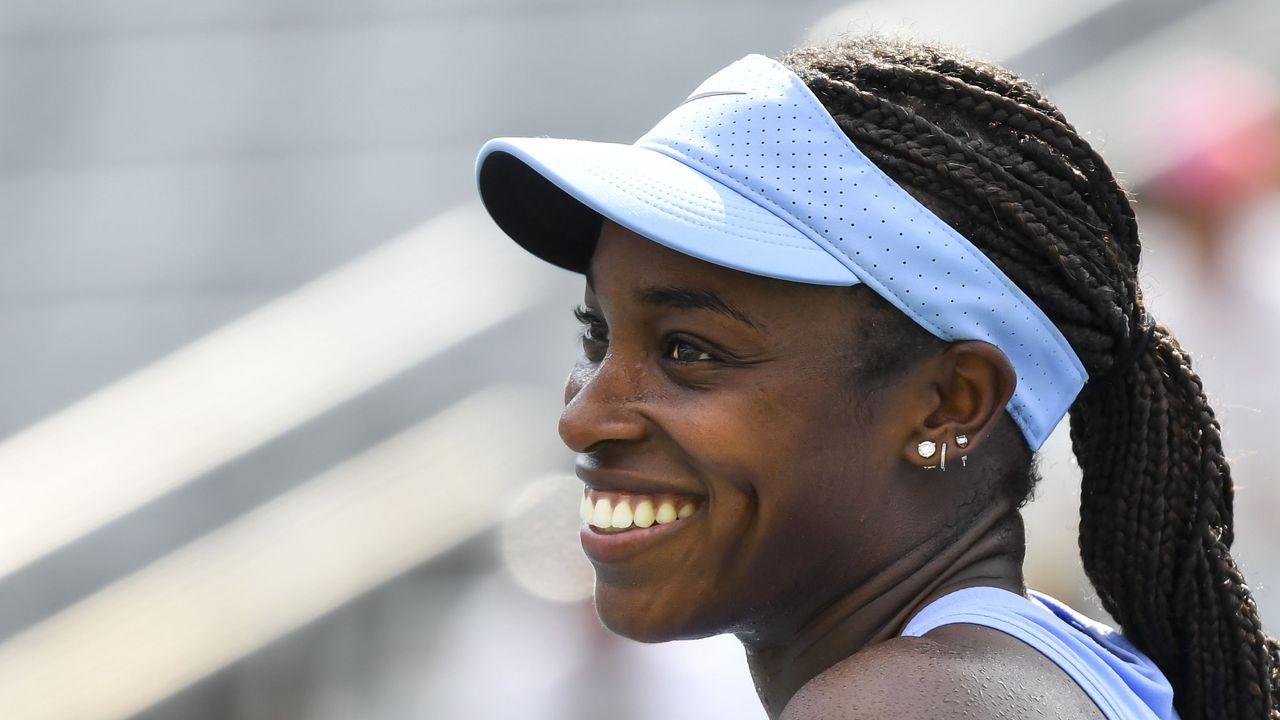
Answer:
[{"xmin": 900, "ymin": 586, "xmax": 1176, "ymax": 720}]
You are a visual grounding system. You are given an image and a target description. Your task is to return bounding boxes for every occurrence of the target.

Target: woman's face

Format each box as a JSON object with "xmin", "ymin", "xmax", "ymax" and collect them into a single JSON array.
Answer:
[{"xmin": 564, "ymin": 221, "xmax": 930, "ymax": 644}]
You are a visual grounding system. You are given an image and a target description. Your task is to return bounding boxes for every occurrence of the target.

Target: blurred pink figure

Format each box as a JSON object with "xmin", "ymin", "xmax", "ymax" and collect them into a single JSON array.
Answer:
[{"xmin": 1129, "ymin": 54, "xmax": 1280, "ymax": 620}]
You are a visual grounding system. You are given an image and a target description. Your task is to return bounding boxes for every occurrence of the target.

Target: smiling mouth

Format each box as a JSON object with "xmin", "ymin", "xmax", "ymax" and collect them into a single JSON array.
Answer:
[{"xmin": 579, "ymin": 489, "xmax": 702, "ymax": 533}]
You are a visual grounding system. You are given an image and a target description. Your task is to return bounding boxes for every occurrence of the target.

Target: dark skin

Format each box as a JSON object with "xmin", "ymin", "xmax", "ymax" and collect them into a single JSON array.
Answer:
[{"xmin": 564, "ymin": 220, "xmax": 1104, "ymax": 719}]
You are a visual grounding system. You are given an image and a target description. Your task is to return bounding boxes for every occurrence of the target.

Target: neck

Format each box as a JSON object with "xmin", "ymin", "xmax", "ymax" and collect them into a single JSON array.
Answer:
[{"xmin": 740, "ymin": 505, "xmax": 1026, "ymax": 719}]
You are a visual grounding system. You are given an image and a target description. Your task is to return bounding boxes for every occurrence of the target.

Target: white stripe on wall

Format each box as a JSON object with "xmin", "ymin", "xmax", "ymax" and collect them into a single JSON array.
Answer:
[
  {"xmin": 0, "ymin": 386, "xmax": 552, "ymax": 720},
  {"xmin": 0, "ymin": 203, "xmax": 549, "ymax": 580}
]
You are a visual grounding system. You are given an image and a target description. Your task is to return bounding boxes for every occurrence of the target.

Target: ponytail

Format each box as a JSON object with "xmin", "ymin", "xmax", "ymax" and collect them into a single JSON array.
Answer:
[{"xmin": 1072, "ymin": 325, "xmax": 1278, "ymax": 719}]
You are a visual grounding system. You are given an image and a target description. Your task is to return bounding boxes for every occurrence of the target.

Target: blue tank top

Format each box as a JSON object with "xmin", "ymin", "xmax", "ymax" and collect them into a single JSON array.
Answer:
[{"xmin": 900, "ymin": 587, "xmax": 1177, "ymax": 720}]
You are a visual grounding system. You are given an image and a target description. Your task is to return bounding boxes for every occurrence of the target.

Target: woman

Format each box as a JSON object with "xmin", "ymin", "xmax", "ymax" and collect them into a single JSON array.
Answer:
[{"xmin": 474, "ymin": 37, "xmax": 1279, "ymax": 720}]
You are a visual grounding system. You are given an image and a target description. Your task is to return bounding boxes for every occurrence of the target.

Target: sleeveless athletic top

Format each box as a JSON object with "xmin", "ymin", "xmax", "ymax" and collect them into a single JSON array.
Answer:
[{"xmin": 900, "ymin": 587, "xmax": 1178, "ymax": 720}]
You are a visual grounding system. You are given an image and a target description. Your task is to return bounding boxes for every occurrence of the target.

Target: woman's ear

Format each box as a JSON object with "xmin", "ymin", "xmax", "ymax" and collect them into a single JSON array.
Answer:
[{"xmin": 901, "ymin": 341, "xmax": 1017, "ymax": 470}]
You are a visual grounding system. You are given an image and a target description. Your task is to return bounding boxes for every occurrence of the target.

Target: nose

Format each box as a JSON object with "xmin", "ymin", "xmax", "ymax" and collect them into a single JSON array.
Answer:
[{"xmin": 558, "ymin": 355, "xmax": 649, "ymax": 453}]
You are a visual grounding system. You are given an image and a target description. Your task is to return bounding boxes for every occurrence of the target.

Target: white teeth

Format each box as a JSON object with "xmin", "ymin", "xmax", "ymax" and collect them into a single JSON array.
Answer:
[
  {"xmin": 591, "ymin": 498, "xmax": 614, "ymax": 528},
  {"xmin": 633, "ymin": 500, "xmax": 655, "ymax": 528},
  {"xmin": 610, "ymin": 500, "xmax": 634, "ymax": 529},
  {"xmin": 582, "ymin": 491, "xmax": 699, "ymax": 531}
]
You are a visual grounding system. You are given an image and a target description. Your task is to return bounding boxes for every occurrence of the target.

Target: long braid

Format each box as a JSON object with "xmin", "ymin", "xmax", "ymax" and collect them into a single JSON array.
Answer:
[{"xmin": 784, "ymin": 37, "xmax": 1279, "ymax": 720}]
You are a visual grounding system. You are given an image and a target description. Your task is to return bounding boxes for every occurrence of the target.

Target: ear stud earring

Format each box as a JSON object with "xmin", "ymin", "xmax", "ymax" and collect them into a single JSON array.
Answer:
[
  {"xmin": 918, "ymin": 440, "xmax": 948, "ymax": 472},
  {"xmin": 955, "ymin": 435, "xmax": 969, "ymax": 467}
]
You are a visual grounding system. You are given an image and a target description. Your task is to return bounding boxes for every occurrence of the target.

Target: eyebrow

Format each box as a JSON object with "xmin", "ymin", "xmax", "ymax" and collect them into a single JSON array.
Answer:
[{"xmin": 638, "ymin": 285, "xmax": 764, "ymax": 331}]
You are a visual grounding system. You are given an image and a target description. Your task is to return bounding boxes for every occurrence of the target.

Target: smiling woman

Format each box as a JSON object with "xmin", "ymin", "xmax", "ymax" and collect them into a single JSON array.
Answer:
[
  {"xmin": 473, "ymin": 37, "xmax": 1280, "ymax": 720},
  {"xmin": 565, "ymin": 220, "xmax": 1030, "ymax": 659}
]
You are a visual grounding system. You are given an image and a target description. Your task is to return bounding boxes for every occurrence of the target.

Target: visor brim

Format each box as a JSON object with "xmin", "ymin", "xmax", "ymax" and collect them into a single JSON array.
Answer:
[{"xmin": 476, "ymin": 137, "xmax": 857, "ymax": 286}]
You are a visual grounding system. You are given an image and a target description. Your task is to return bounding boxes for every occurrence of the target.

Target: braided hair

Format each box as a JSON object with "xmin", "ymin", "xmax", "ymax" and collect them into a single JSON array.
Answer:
[{"xmin": 782, "ymin": 36, "xmax": 1279, "ymax": 720}]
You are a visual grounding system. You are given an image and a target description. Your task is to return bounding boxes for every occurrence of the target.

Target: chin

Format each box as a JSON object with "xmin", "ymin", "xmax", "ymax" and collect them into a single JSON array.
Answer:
[{"xmin": 592, "ymin": 577, "xmax": 725, "ymax": 643}]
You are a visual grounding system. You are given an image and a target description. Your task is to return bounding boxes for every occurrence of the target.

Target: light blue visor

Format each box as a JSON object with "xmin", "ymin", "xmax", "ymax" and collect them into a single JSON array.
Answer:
[{"xmin": 475, "ymin": 53, "xmax": 1086, "ymax": 449}]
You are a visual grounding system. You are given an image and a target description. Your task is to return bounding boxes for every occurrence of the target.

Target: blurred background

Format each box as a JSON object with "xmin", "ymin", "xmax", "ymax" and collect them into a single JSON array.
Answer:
[{"xmin": 0, "ymin": 0, "xmax": 1278, "ymax": 718}]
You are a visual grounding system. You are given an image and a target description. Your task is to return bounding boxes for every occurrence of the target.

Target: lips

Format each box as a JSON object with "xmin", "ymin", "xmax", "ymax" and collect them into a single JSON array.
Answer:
[{"xmin": 576, "ymin": 483, "xmax": 705, "ymax": 564}]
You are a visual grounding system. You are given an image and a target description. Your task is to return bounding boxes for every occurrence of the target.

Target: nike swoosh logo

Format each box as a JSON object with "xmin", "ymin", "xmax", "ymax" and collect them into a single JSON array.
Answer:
[{"xmin": 681, "ymin": 90, "xmax": 747, "ymax": 105}]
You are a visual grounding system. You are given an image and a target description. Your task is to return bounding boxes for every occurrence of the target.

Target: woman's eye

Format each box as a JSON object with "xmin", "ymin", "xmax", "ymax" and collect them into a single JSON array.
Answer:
[
  {"xmin": 573, "ymin": 306, "xmax": 609, "ymax": 359},
  {"xmin": 667, "ymin": 340, "xmax": 714, "ymax": 363}
]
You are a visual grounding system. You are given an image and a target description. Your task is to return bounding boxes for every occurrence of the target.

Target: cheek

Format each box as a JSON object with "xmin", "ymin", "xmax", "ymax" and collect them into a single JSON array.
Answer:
[
  {"xmin": 656, "ymin": 384, "xmax": 889, "ymax": 636},
  {"xmin": 694, "ymin": 377, "xmax": 879, "ymax": 544},
  {"xmin": 759, "ymin": 377, "xmax": 871, "ymax": 473},
  {"xmin": 673, "ymin": 374, "xmax": 872, "ymax": 490},
  {"xmin": 734, "ymin": 378, "xmax": 890, "ymax": 559},
  {"xmin": 794, "ymin": 383, "xmax": 900, "ymax": 523}
]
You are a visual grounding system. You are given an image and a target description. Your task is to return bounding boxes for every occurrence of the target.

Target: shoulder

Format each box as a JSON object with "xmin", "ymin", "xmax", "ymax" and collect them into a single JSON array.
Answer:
[{"xmin": 780, "ymin": 626, "xmax": 1105, "ymax": 720}]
